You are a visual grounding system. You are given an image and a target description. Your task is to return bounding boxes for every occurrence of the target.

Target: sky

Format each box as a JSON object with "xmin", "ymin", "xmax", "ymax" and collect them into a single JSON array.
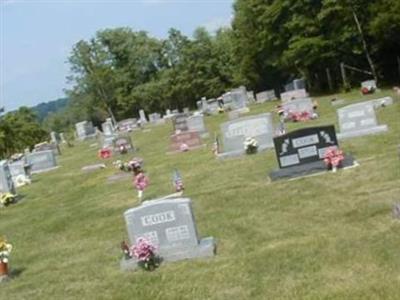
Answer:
[{"xmin": 0, "ymin": 0, "xmax": 234, "ymax": 111}]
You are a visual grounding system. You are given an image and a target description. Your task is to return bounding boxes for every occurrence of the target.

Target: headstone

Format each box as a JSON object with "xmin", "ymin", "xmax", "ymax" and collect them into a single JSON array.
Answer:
[
  {"xmin": 282, "ymin": 98, "xmax": 314, "ymax": 115},
  {"xmin": 247, "ymin": 91, "xmax": 256, "ymax": 103},
  {"xmin": 26, "ymin": 150, "xmax": 58, "ymax": 174},
  {"xmin": 0, "ymin": 161, "xmax": 15, "ymax": 194},
  {"xmin": 293, "ymin": 79, "xmax": 306, "ymax": 90},
  {"xmin": 169, "ymin": 131, "xmax": 203, "ymax": 153},
  {"xmin": 122, "ymin": 197, "xmax": 216, "ymax": 269},
  {"xmin": 331, "ymin": 99, "xmax": 346, "ymax": 106},
  {"xmin": 139, "ymin": 109, "xmax": 148, "ymax": 124},
  {"xmin": 366, "ymin": 96, "xmax": 393, "ymax": 108},
  {"xmin": 337, "ymin": 102, "xmax": 388, "ymax": 140},
  {"xmin": 118, "ymin": 119, "xmax": 137, "ymax": 132},
  {"xmin": 284, "ymin": 82, "xmax": 294, "ymax": 92},
  {"xmin": 280, "ymin": 89, "xmax": 308, "ymax": 102},
  {"xmin": 183, "ymin": 107, "xmax": 190, "ymax": 114},
  {"xmin": 256, "ymin": 90, "xmax": 276, "ymax": 103},
  {"xmin": 187, "ymin": 115, "xmax": 207, "ymax": 136},
  {"xmin": 8, "ymin": 159, "xmax": 30, "ymax": 186},
  {"xmin": 75, "ymin": 121, "xmax": 96, "ymax": 140},
  {"xmin": 218, "ymin": 113, "xmax": 274, "ymax": 158},
  {"xmin": 206, "ymin": 99, "xmax": 220, "ymax": 115},
  {"xmin": 361, "ymin": 80, "xmax": 377, "ymax": 89},
  {"xmin": 59, "ymin": 133, "xmax": 67, "ymax": 144},
  {"xmin": 173, "ymin": 113, "xmax": 189, "ymax": 132},
  {"xmin": 102, "ymin": 120, "xmax": 115, "ymax": 136},
  {"xmin": 113, "ymin": 135, "xmax": 134, "ymax": 152},
  {"xmin": 148, "ymin": 113, "xmax": 165, "ymax": 125},
  {"xmin": 269, "ymin": 125, "xmax": 355, "ymax": 180},
  {"xmin": 223, "ymin": 88, "xmax": 248, "ymax": 111},
  {"xmin": 50, "ymin": 132, "xmax": 58, "ymax": 144},
  {"xmin": 34, "ymin": 142, "xmax": 60, "ymax": 156}
]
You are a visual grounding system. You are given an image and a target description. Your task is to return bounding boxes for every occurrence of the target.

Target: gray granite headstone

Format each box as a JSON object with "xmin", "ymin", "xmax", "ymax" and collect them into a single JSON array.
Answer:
[
  {"xmin": 256, "ymin": 90, "xmax": 276, "ymax": 103},
  {"xmin": 173, "ymin": 113, "xmax": 190, "ymax": 132},
  {"xmin": 118, "ymin": 119, "xmax": 137, "ymax": 132},
  {"xmin": 223, "ymin": 88, "xmax": 248, "ymax": 111},
  {"xmin": 280, "ymin": 89, "xmax": 308, "ymax": 102},
  {"xmin": 361, "ymin": 80, "xmax": 377, "ymax": 89},
  {"xmin": 102, "ymin": 120, "xmax": 115, "ymax": 136},
  {"xmin": 366, "ymin": 96, "xmax": 393, "ymax": 109},
  {"xmin": 59, "ymin": 133, "xmax": 67, "ymax": 144},
  {"xmin": 122, "ymin": 198, "xmax": 216, "ymax": 269},
  {"xmin": 75, "ymin": 121, "xmax": 96, "ymax": 140},
  {"xmin": 282, "ymin": 98, "xmax": 314, "ymax": 114},
  {"xmin": 8, "ymin": 159, "xmax": 30, "ymax": 186},
  {"xmin": 337, "ymin": 102, "xmax": 388, "ymax": 140},
  {"xmin": 218, "ymin": 113, "xmax": 274, "ymax": 158},
  {"xmin": 50, "ymin": 132, "xmax": 59, "ymax": 144},
  {"xmin": 0, "ymin": 160, "xmax": 15, "ymax": 194},
  {"xmin": 293, "ymin": 79, "xmax": 306, "ymax": 90},
  {"xmin": 139, "ymin": 109, "xmax": 148, "ymax": 124},
  {"xmin": 26, "ymin": 150, "xmax": 58, "ymax": 174},
  {"xmin": 187, "ymin": 115, "xmax": 207, "ymax": 135}
]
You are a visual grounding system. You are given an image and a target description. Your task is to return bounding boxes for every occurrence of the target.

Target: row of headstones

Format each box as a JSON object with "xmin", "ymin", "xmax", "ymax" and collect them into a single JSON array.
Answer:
[
  {"xmin": 217, "ymin": 98, "xmax": 390, "ymax": 167},
  {"xmin": 0, "ymin": 150, "xmax": 58, "ymax": 195}
]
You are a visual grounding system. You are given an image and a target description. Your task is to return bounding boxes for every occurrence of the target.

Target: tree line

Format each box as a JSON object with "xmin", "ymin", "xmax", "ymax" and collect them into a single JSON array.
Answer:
[{"xmin": 1, "ymin": 0, "xmax": 399, "ymax": 158}]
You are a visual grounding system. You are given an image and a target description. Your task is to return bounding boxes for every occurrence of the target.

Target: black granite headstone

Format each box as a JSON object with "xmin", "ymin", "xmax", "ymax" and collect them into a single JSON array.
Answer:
[{"xmin": 270, "ymin": 125, "xmax": 355, "ymax": 180}]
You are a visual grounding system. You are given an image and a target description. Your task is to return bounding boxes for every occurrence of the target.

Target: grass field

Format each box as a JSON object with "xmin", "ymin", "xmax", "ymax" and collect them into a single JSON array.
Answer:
[{"xmin": 1, "ymin": 89, "xmax": 399, "ymax": 300}]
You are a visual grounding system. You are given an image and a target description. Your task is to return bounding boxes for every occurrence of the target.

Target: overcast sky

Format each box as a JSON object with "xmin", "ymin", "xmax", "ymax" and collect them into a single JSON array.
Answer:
[{"xmin": 0, "ymin": 0, "xmax": 234, "ymax": 111}]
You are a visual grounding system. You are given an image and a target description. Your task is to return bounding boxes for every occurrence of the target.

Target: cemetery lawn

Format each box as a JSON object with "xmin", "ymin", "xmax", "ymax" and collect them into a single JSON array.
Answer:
[{"xmin": 1, "ymin": 89, "xmax": 400, "ymax": 300}]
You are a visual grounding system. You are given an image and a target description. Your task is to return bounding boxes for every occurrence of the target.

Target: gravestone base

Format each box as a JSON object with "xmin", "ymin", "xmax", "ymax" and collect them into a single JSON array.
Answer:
[
  {"xmin": 166, "ymin": 144, "xmax": 206, "ymax": 155},
  {"xmin": 217, "ymin": 144, "xmax": 272, "ymax": 160},
  {"xmin": 81, "ymin": 164, "xmax": 106, "ymax": 172},
  {"xmin": 107, "ymin": 172, "xmax": 131, "ymax": 183},
  {"xmin": 269, "ymin": 155, "xmax": 356, "ymax": 181},
  {"xmin": 120, "ymin": 237, "xmax": 216, "ymax": 271},
  {"xmin": 337, "ymin": 125, "xmax": 388, "ymax": 140},
  {"xmin": 31, "ymin": 166, "xmax": 60, "ymax": 175}
]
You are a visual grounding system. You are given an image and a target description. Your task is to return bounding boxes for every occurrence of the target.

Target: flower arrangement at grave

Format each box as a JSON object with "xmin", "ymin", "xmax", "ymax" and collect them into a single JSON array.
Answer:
[
  {"xmin": 98, "ymin": 148, "xmax": 112, "ymax": 159},
  {"xmin": 288, "ymin": 111, "xmax": 312, "ymax": 122},
  {"xmin": 129, "ymin": 238, "xmax": 159, "ymax": 271},
  {"xmin": 323, "ymin": 147, "xmax": 344, "ymax": 172},
  {"xmin": 361, "ymin": 86, "xmax": 375, "ymax": 95},
  {"xmin": 120, "ymin": 240, "xmax": 131, "ymax": 260},
  {"xmin": 0, "ymin": 193, "xmax": 16, "ymax": 208},
  {"xmin": 113, "ymin": 160, "xmax": 132, "ymax": 172},
  {"xmin": 131, "ymin": 158, "xmax": 149, "ymax": 201},
  {"xmin": 179, "ymin": 143, "xmax": 189, "ymax": 152},
  {"xmin": 244, "ymin": 137, "xmax": 258, "ymax": 154},
  {"xmin": 0, "ymin": 237, "xmax": 12, "ymax": 276},
  {"xmin": 211, "ymin": 136, "xmax": 219, "ymax": 156}
]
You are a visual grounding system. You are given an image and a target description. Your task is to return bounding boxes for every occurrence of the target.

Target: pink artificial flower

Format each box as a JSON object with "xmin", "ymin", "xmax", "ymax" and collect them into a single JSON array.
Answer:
[
  {"xmin": 134, "ymin": 172, "xmax": 149, "ymax": 191},
  {"xmin": 129, "ymin": 238, "xmax": 156, "ymax": 262},
  {"xmin": 324, "ymin": 147, "xmax": 344, "ymax": 167}
]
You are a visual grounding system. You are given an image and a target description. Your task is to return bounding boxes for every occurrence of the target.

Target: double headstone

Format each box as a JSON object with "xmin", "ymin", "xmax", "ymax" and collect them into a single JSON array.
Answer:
[
  {"xmin": 75, "ymin": 121, "xmax": 96, "ymax": 140},
  {"xmin": 337, "ymin": 102, "xmax": 388, "ymax": 140},
  {"xmin": 282, "ymin": 98, "xmax": 314, "ymax": 114},
  {"xmin": 0, "ymin": 160, "xmax": 15, "ymax": 194},
  {"xmin": 269, "ymin": 125, "xmax": 355, "ymax": 180},
  {"xmin": 256, "ymin": 90, "xmax": 276, "ymax": 103},
  {"xmin": 118, "ymin": 119, "xmax": 137, "ymax": 132},
  {"xmin": 280, "ymin": 89, "xmax": 308, "ymax": 103},
  {"xmin": 169, "ymin": 131, "xmax": 203, "ymax": 153},
  {"xmin": 121, "ymin": 197, "xmax": 216, "ymax": 270},
  {"xmin": 26, "ymin": 150, "xmax": 58, "ymax": 174},
  {"xmin": 218, "ymin": 113, "xmax": 274, "ymax": 158},
  {"xmin": 187, "ymin": 115, "xmax": 207, "ymax": 137}
]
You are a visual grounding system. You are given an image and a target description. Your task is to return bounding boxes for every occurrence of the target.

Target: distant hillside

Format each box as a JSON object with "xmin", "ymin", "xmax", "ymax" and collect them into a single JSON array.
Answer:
[{"xmin": 31, "ymin": 97, "xmax": 69, "ymax": 122}]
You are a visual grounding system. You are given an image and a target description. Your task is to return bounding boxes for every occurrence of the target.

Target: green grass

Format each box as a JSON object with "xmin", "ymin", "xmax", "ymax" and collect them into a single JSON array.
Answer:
[{"xmin": 1, "ymin": 89, "xmax": 400, "ymax": 300}]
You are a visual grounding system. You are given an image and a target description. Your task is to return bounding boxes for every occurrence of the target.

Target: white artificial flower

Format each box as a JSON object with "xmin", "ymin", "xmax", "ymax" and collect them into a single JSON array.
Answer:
[{"xmin": 2, "ymin": 258, "xmax": 8, "ymax": 263}]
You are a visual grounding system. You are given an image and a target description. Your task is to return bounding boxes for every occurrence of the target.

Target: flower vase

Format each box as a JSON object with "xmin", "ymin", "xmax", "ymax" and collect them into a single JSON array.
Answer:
[
  {"xmin": 332, "ymin": 166, "xmax": 337, "ymax": 173},
  {"xmin": 0, "ymin": 262, "xmax": 8, "ymax": 277}
]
